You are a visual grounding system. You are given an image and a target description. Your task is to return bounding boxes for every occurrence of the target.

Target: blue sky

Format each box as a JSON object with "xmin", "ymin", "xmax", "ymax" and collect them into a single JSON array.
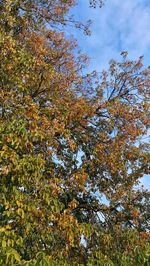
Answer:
[
  {"xmin": 68, "ymin": 0, "xmax": 150, "ymax": 71},
  {"xmin": 67, "ymin": 0, "xmax": 150, "ymax": 190}
]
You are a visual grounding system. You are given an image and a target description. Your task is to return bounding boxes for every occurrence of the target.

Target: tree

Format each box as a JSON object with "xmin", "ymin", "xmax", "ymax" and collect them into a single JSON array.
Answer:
[{"xmin": 0, "ymin": 1, "xmax": 149, "ymax": 265}]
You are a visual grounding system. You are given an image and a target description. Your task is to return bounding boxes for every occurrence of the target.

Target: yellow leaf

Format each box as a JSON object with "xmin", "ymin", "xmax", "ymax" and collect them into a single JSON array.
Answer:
[{"xmin": 2, "ymin": 240, "xmax": 6, "ymax": 248}]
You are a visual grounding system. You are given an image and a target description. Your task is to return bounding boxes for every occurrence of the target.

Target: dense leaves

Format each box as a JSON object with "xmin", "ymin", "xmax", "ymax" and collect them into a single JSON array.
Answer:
[{"xmin": 0, "ymin": 0, "xmax": 150, "ymax": 265}]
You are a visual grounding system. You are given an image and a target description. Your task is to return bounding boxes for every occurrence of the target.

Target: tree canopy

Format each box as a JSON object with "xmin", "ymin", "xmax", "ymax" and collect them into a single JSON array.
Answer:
[{"xmin": 0, "ymin": 1, "xmax": 150, "ymax": 265}]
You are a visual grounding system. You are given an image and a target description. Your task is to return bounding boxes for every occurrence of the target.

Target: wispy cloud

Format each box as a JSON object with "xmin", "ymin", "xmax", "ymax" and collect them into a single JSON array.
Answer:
[{"xmin": 71, "ymin": 0, "xmax": 150, "ymax": 71}]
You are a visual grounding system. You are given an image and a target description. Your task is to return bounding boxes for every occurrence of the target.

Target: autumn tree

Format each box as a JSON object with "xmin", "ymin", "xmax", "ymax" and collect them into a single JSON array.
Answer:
[{"xmin": 0, "ymin": 1, "xmax": 150, "ymax": 265}]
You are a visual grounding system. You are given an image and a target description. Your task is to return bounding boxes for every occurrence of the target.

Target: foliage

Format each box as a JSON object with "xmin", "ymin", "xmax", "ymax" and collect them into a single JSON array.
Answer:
[{"xmin": 0, "ymin": 0, "xmax": 150, "ymax": 265}]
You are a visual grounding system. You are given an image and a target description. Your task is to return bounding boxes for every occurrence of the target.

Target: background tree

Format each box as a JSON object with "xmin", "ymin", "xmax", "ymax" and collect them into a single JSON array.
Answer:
[{"xmin": 0, "ymin": 1, "xmax": 149, "ymax": 265}]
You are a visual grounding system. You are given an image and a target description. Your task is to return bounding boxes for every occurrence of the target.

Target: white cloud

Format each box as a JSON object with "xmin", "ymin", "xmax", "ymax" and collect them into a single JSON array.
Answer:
[{"xmin": 71, "ymin": 0, "xmax": 150, "ymax": 71}]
